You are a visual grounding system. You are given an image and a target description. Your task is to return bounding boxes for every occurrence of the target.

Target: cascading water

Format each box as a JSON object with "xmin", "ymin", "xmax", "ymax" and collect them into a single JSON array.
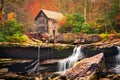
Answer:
[
  {"xmin": 110, "ymin": 46, "xmax": 120, "ymax": 74},
  {"xmin": 25, "ymin": 46, "xmax": 41, "ymax": 73},
  {"xmin": 58, "ymin": 46, "xmax": 84, "ymax": 71},
  {"xmin": 113, "ymin": 46, "xmax": 120, "ymax": 73},
  {"xmin": 116, "ymin": 46, "xmax": 120, "ymax": 64}
]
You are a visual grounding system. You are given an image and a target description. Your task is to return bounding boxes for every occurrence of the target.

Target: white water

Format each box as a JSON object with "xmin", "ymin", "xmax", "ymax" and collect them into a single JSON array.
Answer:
[
  {"xmin": 113, "ymin": 46, "xmax": 120, "ymax": 73},
  {"xmin": 58, "ymin": 46, "xmax": 84, "ymax": 71},
  {"xmin": 116, "ymin": 46, "xmax": 120, "ymax": 64},
  {"xmin": 25, "ymin": 46, "xmax": 41, "ymax": 74},
  {"xmin": 110, "ymin": 46, "xmax": 120, "ymax": 74}
]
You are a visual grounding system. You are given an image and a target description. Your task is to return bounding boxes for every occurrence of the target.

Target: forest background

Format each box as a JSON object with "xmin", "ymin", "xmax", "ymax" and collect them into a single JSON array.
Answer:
[{"xmin": 0, "ymin": 0, "xmax": 120, "ymax": 42}]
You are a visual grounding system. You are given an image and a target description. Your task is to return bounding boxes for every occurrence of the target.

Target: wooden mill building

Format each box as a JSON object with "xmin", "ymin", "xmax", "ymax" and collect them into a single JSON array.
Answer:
[{"xmin": 35, "ymin": 9, "xmax": 63, "ymax": 36}]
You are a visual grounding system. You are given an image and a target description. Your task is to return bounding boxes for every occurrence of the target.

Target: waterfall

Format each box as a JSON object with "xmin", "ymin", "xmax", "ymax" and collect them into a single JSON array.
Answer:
[
  {"xmin": 38, "ymin": 46, "xmax": 40, "ymax": 64},
  {"xmin": 110, "ymin": 46, "xmax": 120, "ymax": 74},
  {"xmin": 58, "ymin": 46, "xmax": 83, "ymax": 71},
  {"xmin": 25, "ymin": 46, "xmax": 41, "ymax": 74},
  {"xmin": 116, "ymin": 46, "xmax": 120, "ymax": 64},
  {"xmin": 113, "ymin": 46, "xmax": 120, "ymax": 73}
]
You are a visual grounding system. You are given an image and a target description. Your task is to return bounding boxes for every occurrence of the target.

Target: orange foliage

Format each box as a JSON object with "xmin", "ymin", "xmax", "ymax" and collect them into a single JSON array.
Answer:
[
  {"xmin": 58, "ymin": 19, "xmax": 66, "ymax": 26},
  {"xmin": 116, "ymin": 13, "xmax": 120, "ymax": 20},
  {"xmin": 42, "ymin": 0, "xmax": 55, "ymax": 10},
  {"xmin": 7, "ymin": 12, "xmax": 16, "ymax": 20},
  {"xmin": 116, "ymin": 13, "xmax": 120, "ymax": 25},
  {"xmin": 25, "ymin": 0, "xmax": 41, "ymax": 18},
  {"xmin": 25, "ymin": 0, "xmax": 56, "ymax": 19}
]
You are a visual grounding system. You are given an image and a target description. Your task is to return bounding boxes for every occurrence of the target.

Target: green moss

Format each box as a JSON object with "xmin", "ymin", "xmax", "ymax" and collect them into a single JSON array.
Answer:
[{"xmin": 53, "ymin": 44, "xmax": 73, "ymax": 51}]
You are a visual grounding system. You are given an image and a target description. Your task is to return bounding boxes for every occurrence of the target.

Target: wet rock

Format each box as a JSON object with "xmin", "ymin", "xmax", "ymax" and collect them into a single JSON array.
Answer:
[
  {"xmin": 53, "ymin": 33, "xmax": 102, "ymax": 44},
  {"xmin": 73, "ymin": 34, "xmax": 102, "ymax": 44},
  {"xmin": 106, "ymin": 74, "xmax": 120, "ymax": 80},
  {"xmin": 34, "ymin": 77, "xmax": 41, "ymax": 80},
  {"xmin": 99, "ymin": 78, "xmax": 110, "ymax": 80},
  {"xmin": 0, "ymin": 68, "xmax": 8, "ymax": 73},
  {"xmin": 54, "ymin": 33, "xmax": 76, "ymax": 44},
  {"xmin": 64, "ymin": 53, "xmax": 104, "ymax": 80},
  {"xmin": 88, "ymin": 34, "xmax": 102, "ymax": 43},
  {"xmin": 74, "ymin": 37, "xmax": 90, "ymax": 44},
  {"xmin": 0, "ymin": 79, "xmax": 5, "ymax": 80},
  {"xmin": 0, "ymin": 73, "xmax": 31, "ymax": 80},
  {"xmin": 42, "ymin": 73, "xmax": 66, "ymax": 80},
  {"xmin": 0, "ymin": 68, "xmax": 8, "ymax": 74}
]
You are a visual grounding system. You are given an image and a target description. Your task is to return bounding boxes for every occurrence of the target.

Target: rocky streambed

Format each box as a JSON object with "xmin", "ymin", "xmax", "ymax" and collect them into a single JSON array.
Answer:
[
  {"xmin": 0, "ymin": 58, "xmax": 52, "ymax": 80},
  {"xmin": 0, "ymin": 38, "xmax": 120, "ymax": 80},
  {"xmin": 0, "ymin": 58, "xmax": 120, "ymax": 80}
]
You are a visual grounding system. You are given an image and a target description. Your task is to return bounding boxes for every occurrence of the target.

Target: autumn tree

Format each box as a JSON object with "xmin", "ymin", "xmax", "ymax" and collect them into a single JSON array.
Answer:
[
  {"xmin": 0, "ymin": 20, "xmax": 27, "ymax": 42},
  {"xmin": 24, "ymin": 0, "xmax": 56, "ymax": 32},
  {"xmin": 52, "ymin": 0, "xmax": 84, "ymax": 14},
  {"xmin": 0, "ymin": 0, "xmax": 4, "ymax": 21},
  {"xmin": 58, "ymin": 12, "xmax": 98, "ymax": 34},
  {"xmin": 107, "ymin": 0, "xmax": 120, "ymax": 33},
  {"xmin": 7, "ymin": 12, "xmax": 16, "ymax": 20},
  {"xmin": 0, "ymin": 0, "xmax": 25, "ymax": 20},
  {"xmin": 58, "ymin": 12, "xmax": 84, "ymax": 33},
  {"xmin": 1, "ymin": 0, "xmax": 37, "ymax": 33}
]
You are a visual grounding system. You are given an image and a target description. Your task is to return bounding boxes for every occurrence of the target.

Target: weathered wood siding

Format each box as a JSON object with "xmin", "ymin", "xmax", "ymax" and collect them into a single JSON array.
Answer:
[
  {"xmin": 35, "ymin": 12, "xmax": 48, "ymax": 33},
  {"xmin": 48, "ymin": 19, "xmax": 57, "ymax": 36},
  {"xmin": 35, "ymin": 11, "xmax": 59, "ymax": 36}
]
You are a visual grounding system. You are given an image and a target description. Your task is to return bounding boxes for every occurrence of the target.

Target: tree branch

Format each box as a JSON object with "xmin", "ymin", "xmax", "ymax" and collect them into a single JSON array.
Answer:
[{"xmin": 0, "ymin": 0, "xmax": 4, "ymax": 11}]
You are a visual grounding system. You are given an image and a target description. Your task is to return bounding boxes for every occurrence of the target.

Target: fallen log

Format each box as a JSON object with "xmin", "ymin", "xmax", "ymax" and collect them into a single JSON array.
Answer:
[{"xmin": 65, "ymin": 53, "xmax": 104, "ymax": 80}]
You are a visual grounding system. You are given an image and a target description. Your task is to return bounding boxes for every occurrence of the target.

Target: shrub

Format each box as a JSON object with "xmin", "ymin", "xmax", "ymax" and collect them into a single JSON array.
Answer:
[
  {"xmin": 4, "ymin": 20, "xmax": 24, "ymax": 36},
  {"xmin": 58, "ymin": 12, "xmax": 98, "ymax": 34},
  {"xmin": 0, "ymin": 20, "xmax": 26, "ymax": 42},
  {"xmin": 100, "ymin": 33, "xmax": 108, "ymax": 40},
  {"xmin": 116, "ymin": 33, "xmax": 120, "ymax": 38},
  {"xmin": 58, "ymin": 12, "xmax": 84, "ymax": 33},
  {"xmin": 81, "ymin": 23, "xmax": 99, "ymax": 34},
  {"xmin": 0, "ymin": 32, "xmax": 5, "ymax": 42},
  {"xmin": 7, "ymin": 33, "xmax": 27, "ymax": 43}
]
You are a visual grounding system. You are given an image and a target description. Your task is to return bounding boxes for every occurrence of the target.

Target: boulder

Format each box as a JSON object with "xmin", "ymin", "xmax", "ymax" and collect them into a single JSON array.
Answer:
[
  {"xmin": 64, "ymin": 53, "xmax": 104, "ymax": 80},
  {"xmin": 55, "ymin": 33, "xmax": 76, "ymax": 44},
  {"xmin": 88, "ymin": 34, "xmax": 102, "ymax": 43},
  {"xmin": 53, "ymin": 33, "xmax": 102, "ymax": 44}
]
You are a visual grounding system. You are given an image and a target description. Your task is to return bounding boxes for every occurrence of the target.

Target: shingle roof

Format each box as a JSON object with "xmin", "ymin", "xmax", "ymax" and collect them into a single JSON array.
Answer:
[{"xmin": 35, "ymin": 9, "xmax": 64, "ymax": 21}]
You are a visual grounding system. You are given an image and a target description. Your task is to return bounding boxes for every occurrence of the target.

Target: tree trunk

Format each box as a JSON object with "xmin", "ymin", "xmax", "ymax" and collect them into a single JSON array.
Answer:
[
  {"xmin": 0, "ymin": 0, "xmax": 4, "ymax": 21},
  {"xmin": 84, "ymin": 0, "xmax": 87, "ymax": 23}
]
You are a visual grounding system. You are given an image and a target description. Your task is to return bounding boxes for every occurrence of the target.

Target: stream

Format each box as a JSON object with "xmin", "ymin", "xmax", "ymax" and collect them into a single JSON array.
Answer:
[{"xmin": 0, "ymin": 45, "xmax": 120, "ymax": 80}]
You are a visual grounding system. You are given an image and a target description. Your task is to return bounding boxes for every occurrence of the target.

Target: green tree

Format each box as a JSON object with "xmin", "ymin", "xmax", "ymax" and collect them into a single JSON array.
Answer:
[
  {"xmin": 107, "ymin": 0, "xmax": 120, "ymax": 33},
  {"xmin": 0, "ymin": 20, "xmax": 27, "ymax": 42},
  {"xmin": 58, "ymin": 12, "xmax": 84, "ymax": 33},
  {"xmin": 4, "ymin": 20, "xmax": 24, "ymax": 35},
  {"xmin": 95, "ymin": 0, "xmax": 120, "ymax": 33},
  {"xmin": 58, "ymin": 12, "xmax": 98, "ymax": 34},
  {"xmin": 0, "ymin": 0, "xmax": 32, "ymax": 33}
]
